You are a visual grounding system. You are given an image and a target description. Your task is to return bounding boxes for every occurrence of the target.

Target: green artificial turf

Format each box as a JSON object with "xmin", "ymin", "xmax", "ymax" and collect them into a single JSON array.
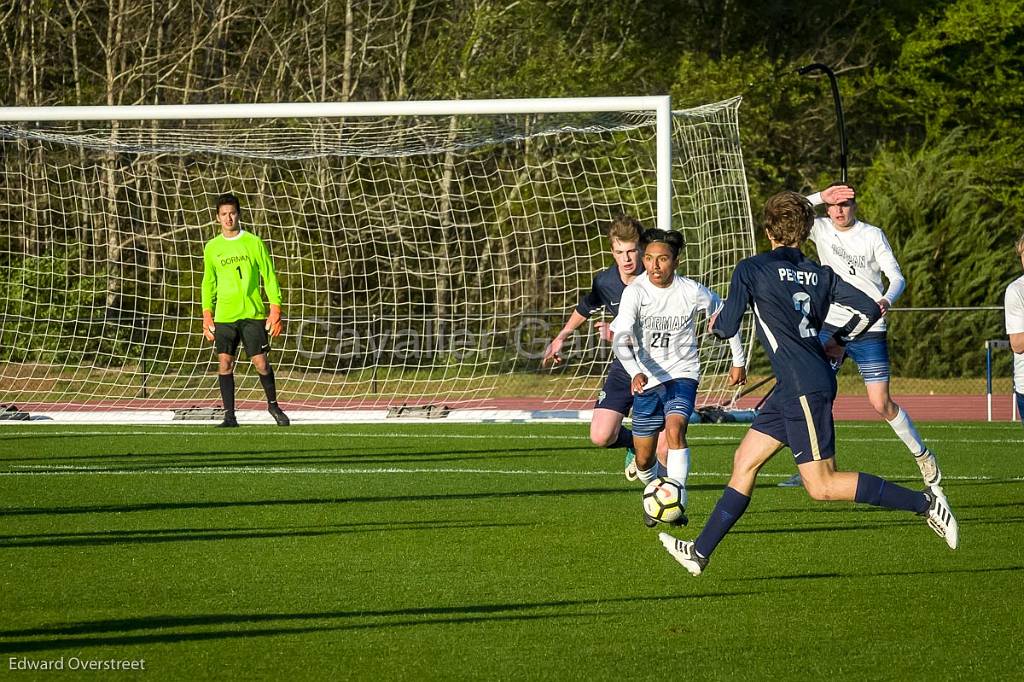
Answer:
[{"xmin": 0, "ymin": 422, "xmax": 1021, "ymax": 680}]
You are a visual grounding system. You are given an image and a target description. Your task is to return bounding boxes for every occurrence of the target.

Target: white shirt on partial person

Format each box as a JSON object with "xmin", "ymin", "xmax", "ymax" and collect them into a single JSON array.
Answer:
[
  {"xmin": 1005, "ymin": 273, "xmax": 1024, "ymax": 394},
  {"xmin": 807, "ymin": 194, "xmax": 905, "ymax": 333},
  {"xmin": 610, "ymin": 272, "xmax": 744, "ymax": 390}
]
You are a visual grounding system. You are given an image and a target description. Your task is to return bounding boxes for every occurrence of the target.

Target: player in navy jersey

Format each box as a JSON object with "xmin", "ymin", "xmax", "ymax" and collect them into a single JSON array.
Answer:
[
  {"xmin": 543, "ymin": 215, "xmax": 664, "ymax": 478},
  {"xmin": 777, "ymin": 183, "xmax": 940, "ymax": 489},
  {"xmin": 658, "ymin": 191, "xmax": 958, "ymax": 576}
]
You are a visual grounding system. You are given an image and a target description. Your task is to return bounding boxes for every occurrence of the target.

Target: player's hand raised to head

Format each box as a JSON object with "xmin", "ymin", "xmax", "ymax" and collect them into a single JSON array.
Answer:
[
  {"xmin": 202, "ymin": 310, "xmax": 215, "ymax": 343},
  {"xmin": 265, "ymin": 304, "xmax": 283, "ymax": 337},
  {"xmin": 821, "ymin": 184, "xmax": 855, "ymax": 205}
]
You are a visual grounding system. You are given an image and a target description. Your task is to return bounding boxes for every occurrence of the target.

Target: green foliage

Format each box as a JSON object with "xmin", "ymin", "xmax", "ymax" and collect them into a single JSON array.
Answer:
[{"xmin": 860, "ymin": 130, "xmax": 1020, "ymax": 377}]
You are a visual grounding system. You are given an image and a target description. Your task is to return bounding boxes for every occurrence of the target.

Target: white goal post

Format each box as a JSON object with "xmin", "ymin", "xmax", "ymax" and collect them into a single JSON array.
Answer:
[{"xmin": 0, "ymin": 95, "xmax": 754, "ymax": 421}]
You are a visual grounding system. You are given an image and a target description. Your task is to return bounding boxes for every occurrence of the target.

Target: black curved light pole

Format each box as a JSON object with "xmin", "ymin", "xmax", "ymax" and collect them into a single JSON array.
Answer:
[{"xmin": 798, "ymin": 62, "xmax": 848, "ymax": 183}]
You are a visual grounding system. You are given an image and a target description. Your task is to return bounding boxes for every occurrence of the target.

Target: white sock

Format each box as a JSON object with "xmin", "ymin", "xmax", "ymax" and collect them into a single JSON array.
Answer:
[
  {"xmin": 637, "ymin": 462, "xmax": 659, "ymax": 485},
  {"xmin": 667, "ymin": 447, "xmax": 690, "ymax": 486},
  {"xmin": 887, "ymin": 407, "xmax": 925, "ymax": 456}
]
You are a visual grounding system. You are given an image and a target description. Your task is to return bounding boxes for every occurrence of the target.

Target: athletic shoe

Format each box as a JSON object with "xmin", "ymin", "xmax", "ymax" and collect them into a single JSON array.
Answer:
[
  {"xmin": 216, "ymin": 414, "xmax": 239, "ymax": 428},
  {"xmin": 624, "ymin": 448, "xmax": 638, "ymax": 481},
  {"xmin": 658, "ymin": 533, "xmax": 708, "ymax": 576},
  {"xmin": 268, "ymin": 403, "xmax": 291, "ymax": 426},
  {"xmin": 778, "ymin": 472, "xmax": 803, "ymax": 488},
  {"xmin": 914, "ymin": 448, "xmax": 941, "ymax": 486},
  {"xmin": 920, "ymin": 485, "xmax": 958, "ymax": 550}
]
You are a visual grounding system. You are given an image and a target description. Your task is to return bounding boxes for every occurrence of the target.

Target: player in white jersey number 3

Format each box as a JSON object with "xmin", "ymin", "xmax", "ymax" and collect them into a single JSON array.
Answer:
[
  {"xmin": 775, "ymin": 183, "xmax": 941, "ymax": 489},
  {"xmin": 611, "ymin": 229, "xmax": 746, "ymax": 525}
]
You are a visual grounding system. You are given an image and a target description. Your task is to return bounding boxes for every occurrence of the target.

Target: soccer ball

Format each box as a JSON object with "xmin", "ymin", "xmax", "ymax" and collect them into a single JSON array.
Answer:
[{"xmin": 642, "ymin": 477, "xmax": 686, "ymax": 524}]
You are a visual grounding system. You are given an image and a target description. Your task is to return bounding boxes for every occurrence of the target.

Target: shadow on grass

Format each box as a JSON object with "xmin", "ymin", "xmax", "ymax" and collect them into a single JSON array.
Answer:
[
  {"xmin": 0, "ymin": 444, "xmax": 593, "ymax": 465},
  {"xmin": 0, "ymin": 519, "xmax": 527, "ymax": 549},
  {"xmin": 0, "ymin": 591, "xmax": 762, "ymax": 653},
  {"xmin": 726, "ymin": 564, "xmax": 1024, "ymax": 582},
  {"xmin": 1, "ymin": 483, "xmax": 726, "ymax": 518}
]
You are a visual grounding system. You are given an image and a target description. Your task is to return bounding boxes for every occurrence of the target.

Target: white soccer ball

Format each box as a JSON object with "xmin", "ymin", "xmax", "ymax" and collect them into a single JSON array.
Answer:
[{"xmin": 642, "ymin": 477, "xmax": 686, "ymax": 524}]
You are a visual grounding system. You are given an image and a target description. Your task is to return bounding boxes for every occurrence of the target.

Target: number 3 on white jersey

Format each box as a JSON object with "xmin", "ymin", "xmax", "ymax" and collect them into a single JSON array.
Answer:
[{"xmin": 792, "ymin": 292, "xmax": 817, "ymax": 338}]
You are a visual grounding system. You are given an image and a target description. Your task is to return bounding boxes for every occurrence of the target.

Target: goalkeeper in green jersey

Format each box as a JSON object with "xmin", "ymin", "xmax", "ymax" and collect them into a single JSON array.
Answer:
[{"xmin": 201, "ymin": 193, "xmax": 289, "ymax": 427}]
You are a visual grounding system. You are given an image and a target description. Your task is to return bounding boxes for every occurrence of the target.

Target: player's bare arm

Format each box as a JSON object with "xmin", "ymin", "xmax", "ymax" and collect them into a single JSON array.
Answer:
[{"xmin": 542, "ymin": 310, "xmax": 589, "ymax": 366}]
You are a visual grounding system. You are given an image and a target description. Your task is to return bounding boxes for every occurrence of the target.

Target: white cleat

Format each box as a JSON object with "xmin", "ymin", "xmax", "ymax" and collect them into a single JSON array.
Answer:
[
  {"xmin": 914, "ymin": 449, "xmax": 941, "ymax": 486},
  {"xmin": 921, "ymin": 485, "xmax": 958, "ymax": 550},
  {"xmin": 624, "ymin": 448, "xmax": 639, "ymax": 482},
  {"xmin": 658, "ymin": 533, "xmax": 708, "ymax": 576}
]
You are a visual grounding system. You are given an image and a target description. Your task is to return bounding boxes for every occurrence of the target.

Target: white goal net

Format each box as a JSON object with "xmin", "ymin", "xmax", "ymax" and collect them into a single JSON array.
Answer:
[{"xmin": 0, "ymin": 97, "xmax": 753, "ymax": 415}]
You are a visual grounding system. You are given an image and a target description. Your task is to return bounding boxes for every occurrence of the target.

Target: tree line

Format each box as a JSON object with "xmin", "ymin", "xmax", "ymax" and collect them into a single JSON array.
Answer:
[{"xmin": 1, "ymin": 0, "xmax": 1021, "ymax": 381}]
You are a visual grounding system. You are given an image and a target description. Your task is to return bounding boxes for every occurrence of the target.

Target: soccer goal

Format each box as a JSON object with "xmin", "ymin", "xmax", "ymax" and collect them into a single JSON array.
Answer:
[{"xmin": 0, "ymin": 96, "xmax": 754, "ymax": 421}]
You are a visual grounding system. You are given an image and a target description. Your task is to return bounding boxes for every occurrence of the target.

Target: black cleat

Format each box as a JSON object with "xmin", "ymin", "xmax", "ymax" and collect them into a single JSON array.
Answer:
[
  {"xmin": 216, "ymin": 414, "xmax": 239, "ymax": 428},
  {"xmin": 268, "ymin": 403, "xmax": 290, "ymax": 426}
]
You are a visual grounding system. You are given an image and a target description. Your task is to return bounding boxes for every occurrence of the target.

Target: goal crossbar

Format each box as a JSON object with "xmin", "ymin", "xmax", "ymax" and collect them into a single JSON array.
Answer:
[{"xmin": 0, "ymin": 96, "xmax": 673, "ymax": 230}]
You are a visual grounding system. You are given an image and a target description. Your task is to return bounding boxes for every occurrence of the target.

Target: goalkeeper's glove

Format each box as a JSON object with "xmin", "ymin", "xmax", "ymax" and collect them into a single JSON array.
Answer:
[
  {"xmin": 202, "ymin": 310, "xmax": 216, "ymax": 342},
  {"xmin": 266, "ymin": 304, "xmax": 283, "ymax": 337}
]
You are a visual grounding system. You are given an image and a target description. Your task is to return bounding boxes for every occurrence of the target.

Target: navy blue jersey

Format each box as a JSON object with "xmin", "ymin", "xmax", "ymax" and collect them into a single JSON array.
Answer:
[
  {"xmin": 712, "ymin": 246, "xmax": 881, "ymax": 399},
  {"xmin": 575, "ymin": 264, "xmax": 642, "ymax": 318}
]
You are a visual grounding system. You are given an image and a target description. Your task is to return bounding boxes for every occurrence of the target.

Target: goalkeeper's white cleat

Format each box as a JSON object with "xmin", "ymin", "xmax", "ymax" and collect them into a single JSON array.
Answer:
[
  {"xmin": 921, "ymin": 485, "xmax": 958, "ymax": 550},
  {"xmin": 658, "ymin": 533, "xmax": 708, "ymax": 576},
  {"xmin": 914, "ymin": 448, "xmax": 941, "ymax": 486}
]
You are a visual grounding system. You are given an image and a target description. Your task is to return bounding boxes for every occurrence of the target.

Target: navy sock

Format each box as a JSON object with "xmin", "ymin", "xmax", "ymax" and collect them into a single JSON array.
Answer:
[
  {"xmin": 694, "ymin": 486, "xmax": 750, "ymax": 559},
  {"xmin": 259, "ymin": 368, "xmax": 278, "ymax": 405},
  {"xmin": 613, "ymin": 426, "xmax": 633, "ymax": 449},
  {"xmin": 218, "ymin": 374, "xmax": 235, "ymax": 414},
  {"xmin": 855, "ymin": 472, "xmax": 929, "ymax": 513}
]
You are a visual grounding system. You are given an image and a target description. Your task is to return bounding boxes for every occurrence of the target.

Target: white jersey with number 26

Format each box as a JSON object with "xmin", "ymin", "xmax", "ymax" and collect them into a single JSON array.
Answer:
[{"xmin": 610, "ymin": 272, "xmax": 744, "ymax": 390}]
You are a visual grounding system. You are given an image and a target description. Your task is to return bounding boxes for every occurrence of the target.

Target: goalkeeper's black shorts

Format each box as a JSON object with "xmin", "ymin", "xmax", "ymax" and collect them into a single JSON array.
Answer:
[{"xmin": 214, "ymin": 319, "xmax": 270, "ymax": 358}]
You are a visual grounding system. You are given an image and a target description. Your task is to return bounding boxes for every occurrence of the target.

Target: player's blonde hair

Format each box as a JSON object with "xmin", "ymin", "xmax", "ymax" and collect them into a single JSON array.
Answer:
[
  {"xmin": 763, "ymin": 191, "xmax": 814, "ymax": 246},
  {"xmin": 607, "ymin": 214, "xmax": 644, "ymax": 243}
]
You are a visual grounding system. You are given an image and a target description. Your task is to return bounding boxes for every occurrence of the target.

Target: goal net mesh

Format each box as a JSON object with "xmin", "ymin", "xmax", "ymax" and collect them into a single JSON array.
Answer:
[{"xmin": 0, "ymin": 98, "xmax": 753, "ymax": 412}]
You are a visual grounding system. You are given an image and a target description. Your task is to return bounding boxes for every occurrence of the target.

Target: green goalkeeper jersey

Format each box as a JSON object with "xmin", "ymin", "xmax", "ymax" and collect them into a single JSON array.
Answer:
[{"xmin": 201, "ymin": 230, "xmax": 283, "ymax": 323}]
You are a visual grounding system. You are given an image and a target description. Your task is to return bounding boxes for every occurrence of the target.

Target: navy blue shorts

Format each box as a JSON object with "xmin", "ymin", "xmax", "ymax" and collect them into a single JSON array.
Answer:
[
  {"xmin": 630, "ymin": 378, "xmax": 699, "ymax": 438},
  {"xmin": 1017, "ymin": 391, "xmax": 1024, "ymax": 428},
  {"xmin": 751, "ymin": 390, "xmax": 836, "ymax": 464},
  {"xmin": 820, "ymin": 328, "xmax": 890, "ymax": 383},
  {"xmin": 594, "ymin": 359, "xmax": 634, "ymax": 415}
]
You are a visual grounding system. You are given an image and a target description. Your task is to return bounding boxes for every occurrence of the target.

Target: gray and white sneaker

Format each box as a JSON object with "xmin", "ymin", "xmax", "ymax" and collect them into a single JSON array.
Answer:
[
  {"xmin": 658, "ymin": 533, "xmax": 708, "ymax": 576},
  {"xmin": 914, "ymin": 448, "xmax": 941, "ymax": 486},
  {"xmin": 920, "ymin": 485, "xmax": 958, "ymax": 550}
]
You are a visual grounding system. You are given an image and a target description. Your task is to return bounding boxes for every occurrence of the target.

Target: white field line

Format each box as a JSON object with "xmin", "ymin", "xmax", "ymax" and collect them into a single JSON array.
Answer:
[
  {"xmin": 2, "ymin": 464, "xmax": 1022, "ymax": 482},
  {"xmin": 1, "ymin": 430, "xmax": 1021, "ymax": 445}
]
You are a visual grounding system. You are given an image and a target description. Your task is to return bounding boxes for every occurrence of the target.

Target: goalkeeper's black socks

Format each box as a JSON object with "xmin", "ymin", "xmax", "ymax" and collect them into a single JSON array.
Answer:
[
  {"xmin": 259, "ymin": 368, "xmax": 279, "ymax": 404},
  {"xmin": 218, "ymin": 373, "xmax": 236, "ymax": 415}
]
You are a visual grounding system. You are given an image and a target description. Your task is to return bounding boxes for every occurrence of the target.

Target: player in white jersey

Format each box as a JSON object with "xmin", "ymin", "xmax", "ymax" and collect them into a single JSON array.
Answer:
[
  {"xmin": 1005, "ymin": 231, "xmax": 1024, "ymax": 427},
  {"xmin": 610, "ymin": 228, "xmax": 746, "ymax": 525},
  {"xmin": 779, "ymin": 183, "xmax": 940, "ymax": 489}
]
